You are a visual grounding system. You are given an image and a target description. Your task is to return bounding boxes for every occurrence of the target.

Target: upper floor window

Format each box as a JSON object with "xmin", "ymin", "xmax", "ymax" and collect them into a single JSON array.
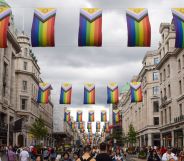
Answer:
[
  {"xmin": 168, "ymin": 84, "xmax": 171, "ymax": 97},
  {"xmin": 179, "ymin": 80, "xmax": 182, "ymax": 95},
  {"xmin": 153, "ymin": 101, "xmax": 159, "ymax": 112},
  {"xmin": 154, "ymin": 117, "xmax": 159, "ymax": 126},
  {"xmin": 22, "ymin": 81, "xmax": 27, "ymax": 91},
  {"xmin": 153, "ymin": 72, "xmax": 159, "ymax": 81},
  {"xmin": 23, "ymin": 62, "xmax": 28, "ymax": 71},
  {"xmin": 178, "ymin": 59, "xmax": 181, "ymax": 70},
  {"xmin": 154, "ymin": 58, "xmax": 159, "ymax": 65},
  {"xmin": 179, "ymin": 104, "xmax": 182, "ymax": 116},
  {"xmin": 163, "ymin": 69, "xmax": 166, "ymax": 81},
  {"xmin": 153, "ymin": 86, "xmax": 159, "ymax": 95},
  {"xmin": 161, "ymin": 111, "xmax": 163, "ymax": 125},
  {"xmin": 167, "ymin": 64, "xmax": 170, "ymax": 77},
  {"xmin": 160, "ymin": 73, "xmax": 162, "ymax": 83},
  {"xmin": 21, "ymin": 98, "xmax": 27, "ymax": 110}
]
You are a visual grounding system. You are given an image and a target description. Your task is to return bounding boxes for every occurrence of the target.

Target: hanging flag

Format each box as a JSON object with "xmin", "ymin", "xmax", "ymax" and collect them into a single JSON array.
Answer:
[
  {"xmin": 107, "ymin": 83, "xmax": 119, "ymax": 104},
  {"xmin": 64, "ymin": 110, "xmax": 71, "ymax": 122},
  {"xmin": 96, "ymin": 121, "xmax": 101, "ymax": 130},
  {"xmin": 96, "ymin": 129, "xmax": 100, "ymax": 133},
  {"xmin": 78, "ymin": 122, "xmax": 83, "ymax": 129},
  {"xmin": 76, "ymin": 111, "xmax": 83, "ymax": 122},
  {"xmin": 101, "ymin": 111, "xmax": 107, "ymax": 122},
  {"xmin": 88, "ymin": 111, "xmax": 95, "ymax": 122},
  {"xmin": 104, "ymin": 122, "xmax": 109, "ymax": 130},
  {"xmin": 88, "ymin": 129, "xmax": 92, "ymax": 133},
  {"xmin": 113, "ymin": 110, "xmax": 120, "ymax": 123},
  {"xmin": 31, "ymin": 8, "xmax": 56, "ymax": 47},
  {"xmin": 130, "ymin": 82, "xmax": 143, "ymax": 102},
  {"xmin": 0, "ymin": 7, "xmax": 11, "ymax": 48},
  {"xmin": 126, "ymin": 8, "xmax": 151, "ymax": 47},
  {"xmin": 60, "ymin": 83, "xmax": 72, "ymax": 104},
  {"xmin": 87, "ymin": 122, "xmax": 92, "ymax": 129},
  {"xmin": 78, "ymin": 8, "xmax": 102, "ymax": 46},
  {"xmin": 84, "ymin": 83, "xmax": 95, "ymax": 104},
  {"xmin": 37, "ymin": 83, "xmax": 52, "ymax": 104},
  {"xmin": 71, "ymin": 122, "xmax": 76, "ymax": 129},
  {"xmin": 172, "ymin": 8, "xmax": 184, "ymax": 48}
]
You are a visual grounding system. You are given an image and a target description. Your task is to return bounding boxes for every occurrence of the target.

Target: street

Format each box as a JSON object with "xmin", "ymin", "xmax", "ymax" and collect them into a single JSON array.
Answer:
[{"xmin": 126, "ymin": 155, "xmax": 147, "ymax": 161}]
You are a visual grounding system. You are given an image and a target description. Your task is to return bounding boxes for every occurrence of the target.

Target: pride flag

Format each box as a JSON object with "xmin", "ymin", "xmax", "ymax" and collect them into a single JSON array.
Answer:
[
  {"xmin": 87, "ymin": 122, "xmax": 92, "ymax": 129},
  {"xmin": 60, "ymin": 83, "xmax": 72, "ymax": 104},
  {"xmin": 172, "ymin": 8, "xmax": 184, "ymax": 48},
  {"xmin": 84, "ymin": 83, "xmax": 95, "ymax": 104},
  {"xmin": 0, "ymin": 7, "xmax": 11, "ymax": 48},
  {"xmin": 113, "ymin": 110, "xmax": 120, "ymax": 123},
  {"xmin": 126, "ymin": 8, "xmax": 151, "ymax": 47},
  {"xmin": 96, "ymin": 121, "xmax": 101, "ymax": 130},
  {"xmin": 88, "ymin": 111, "xmax": 95, "ymax": 122},
  {"xmin": 107, "ymin": 83, "xmax": 119, "ymax": 104},
  {"xmin": 64, "ymin": 110, "xmax": 71, "ymax": 122},
  {"xmin": 31, "ymin": 8, "xmax": 56, "ymax": 47},
  {"xmin": 78, "ymin": 8, "xmax": 102, "ymax": 46},
  {"xmin": 76, "ymin": 111, "xmax": 83, "ymax": 122},
  {"xmin": 37, "ymin": 83, "xmax": 52, "ymax": 104},
  {"xmin": 71, "ymin": 122, "xmax": 76, "ymax": 129},
  {"xmin": 101, "ymin": 111, "xmax": 107, "ymax": 122},
  {"xmin": 130, "ymin": 82, "xmax": 143, "ymax": 102}
]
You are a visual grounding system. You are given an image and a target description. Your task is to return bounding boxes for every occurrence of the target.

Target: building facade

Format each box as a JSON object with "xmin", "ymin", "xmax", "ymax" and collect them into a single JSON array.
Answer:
[
  {"xmin": 120, "ymin": 51, "xmax": 161, "ymax": 147},
  {"xmin": 157, "ymin": 22, "xmax": 184, "ymax": 149}
]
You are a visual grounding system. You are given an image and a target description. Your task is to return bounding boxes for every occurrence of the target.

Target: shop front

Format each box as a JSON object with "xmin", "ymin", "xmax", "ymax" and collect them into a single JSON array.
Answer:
[
  {"xmin": 174, "ymin": 129, "xmax": 183, "ymax": 149},
  {"xmin": 162, "ymin": 132, "xmax": 172, "ymax": 147}
]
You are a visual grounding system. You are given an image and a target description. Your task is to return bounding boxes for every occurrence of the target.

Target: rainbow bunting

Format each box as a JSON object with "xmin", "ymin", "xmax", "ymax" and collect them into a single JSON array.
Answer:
[
  {"xmin": 84, "ymin": 83, "xmax": 95, "ymax": 104},
  {"xmin": 76, "ymin": 111, "xmax": 83, "ymax": 122},
  {"xmin": 101, "ymin": 111, "xmax": 107, "ymax": 122},
  {"xmin": 130, "ymin": 82, "xmax": 143, "ymax": 102},
  {"xmin": 37, "ymin": 83, "xmax": 52, "ymax": 104},
  {"xmin": 113, "ymin": 110, "xmax": 120, "ymax": 123},
  {"xmin": 78, "ymin": 122, "xmax": 83, "ymax": 129},
  {"xmin": 104, "ymin": 122, "xmax": 109, "ymax": 131},
  {"xmin": 78, "ymin": 8, "xmax": 102, "ymax": 46},
  {"xmin": 96, "ymin": 121, "xmax": 101, "ymax": 130},
  {"xmin": 126, "ymin": 8, "xmax": 151, "ymax": 47},
  {"xmin": 172, "ymin": 8, "xmax": 184, "ymax": 48},
  {"xmin": 60, "ymin": 83, "xmax": 72, "ymax": 104},
  {"xmin": 31, "ymin": 8, "xmax": 56, "ymax": 47},
  {"xmin": 107, "ymin": 83, "xmax": 119, "ymax": 104},
  {"xmin": 87, "ymin": 122, "xmax": 92, "ymax": 129},
  {"xmin": 71, "ymin": 122, "xmax": 76, "ymax": 129},
  {"xmin": 88, "ymin": 111, "xmax": 95, "ymax": 122},
  {"xmin": 0, "ymin": 7, "xmax": 11, "ymax": 48},
  {"xmin": 64, "ymin": 110, "xmax": 71, "ymax": 122}
]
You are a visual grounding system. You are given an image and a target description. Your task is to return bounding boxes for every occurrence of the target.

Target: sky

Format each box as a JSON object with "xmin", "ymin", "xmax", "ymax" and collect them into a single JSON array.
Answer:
[{"xmin": 6, "ymin": 0, "xmax": 184, "ymax": 132}]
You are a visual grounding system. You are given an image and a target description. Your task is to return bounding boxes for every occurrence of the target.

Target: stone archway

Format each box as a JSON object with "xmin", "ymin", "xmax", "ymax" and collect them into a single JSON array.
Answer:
[{"xmin": 18, "ymin": 134, "xmax": 24, "ymax": 147}]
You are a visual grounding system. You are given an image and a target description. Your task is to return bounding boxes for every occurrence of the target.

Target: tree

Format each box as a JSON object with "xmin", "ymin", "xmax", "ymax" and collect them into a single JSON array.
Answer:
[
  {"xmin": 29, "ymin": 116, "xmax": 48, "ymax": 142},
  {"xmin": 111, "ymin": 125, "xmax": 124, "ymax": 146},
  {"xmin": 127, "ymin": 123, "xmax": 136, "ymax": 147}
]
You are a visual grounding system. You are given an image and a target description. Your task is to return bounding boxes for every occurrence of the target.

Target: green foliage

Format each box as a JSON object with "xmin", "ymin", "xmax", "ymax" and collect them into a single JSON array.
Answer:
[
  {"xmin": 138, "ymin": 151, "xmax": 147, "ymax": 159},
  {"xmin": 29, "ymin": 116, "xmax": 48, "ymax": 140},
  {"xmin": 127, "ymin": 123, "xmax": 137, "ymax": 146},
  {"xmin": 111, "ymin": 126, "xmax": 124, "ymax": 146}
]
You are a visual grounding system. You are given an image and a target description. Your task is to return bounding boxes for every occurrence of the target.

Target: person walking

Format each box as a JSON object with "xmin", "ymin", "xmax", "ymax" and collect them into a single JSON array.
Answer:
[
  {"xmin": 7, "ymin": 146, "xmax": 17, "ymax": 161},
  {"xmin": 76, "ymin": 146, "xmax": 95, "ymax": 161},
  {"xmin": 62, "ymin": 152, "xmax": 72, "ymax": 161},
  {"xmin": 178, "ymin": 151, "xmax": 184, "ymax": 161},
  {"xmin": 19, "ymin": 147, "xmax": 29, "ymax": 161},
  {"xmin": 147, "ymin": 149, "xmax": 161, "ymax": 161},
  {"xmin": 162, "ymin": 147, "xmax": 178, "ymax": 161},
  {"xmin": 50, "ymin": 148, "xmax": 57, "ymax": 161},
  {"xmin": 96, "ymin": 142, "xmax": 112, "ymax": 161}
]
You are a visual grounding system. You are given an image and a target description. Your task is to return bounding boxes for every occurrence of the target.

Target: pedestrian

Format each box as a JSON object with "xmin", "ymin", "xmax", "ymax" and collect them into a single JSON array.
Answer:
[
  {"xmin": 96, "ymin": 142, "xmax": 112, "ymax": 161},
  {"xmin": 147, "ymin": 149, "xmax": 161, "ymax": 161},
  {"xmin": 19, "ymin": 147, "xmax": 29, "ymax": 161},
  {"xmin": 73, "ymin": 151, "xmax": 80, "ymax": 161},
  {"xmin": 7, "ymin": 146, "xmax": 17, "ymax": 161},
  {"xmin": 178, "ymin": 151, "xmax": 184, "ymax": 161},
  {"xmin": 36, "ymin": 155, "xmax": 43, "ymax": 161},
  {"xmin": 62, "ymin": 152, "xmax": 72, "ymax": 161},
  {"xmin": 76, "ymin": 146, "xmax": 95, "ymax": 161},
  {"xmin": 50, "ymin": 148, "xmax": 57, "ymax": 161},
  {"xmin": 162, "ymin": 147, "xmax": 178, "ymax": 161},
  {"xmin": 42, "ymin": 147, "xmax": 50, "ymax": 161},
  {"xmin": 114, "ymin": 149, "xmax": 123, "ymax": 161}
]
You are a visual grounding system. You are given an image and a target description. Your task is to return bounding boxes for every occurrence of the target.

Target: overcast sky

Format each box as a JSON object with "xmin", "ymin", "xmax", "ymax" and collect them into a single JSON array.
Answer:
[{"xmin": 6, "ymin": 0, "xmax": 184, "ymax": 132}]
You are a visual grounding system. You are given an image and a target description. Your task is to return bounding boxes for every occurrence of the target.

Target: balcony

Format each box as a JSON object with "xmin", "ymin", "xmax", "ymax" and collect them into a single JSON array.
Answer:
[{"xmin": 174, "ymin": 115, "xmax": 184, "ymax": 123}]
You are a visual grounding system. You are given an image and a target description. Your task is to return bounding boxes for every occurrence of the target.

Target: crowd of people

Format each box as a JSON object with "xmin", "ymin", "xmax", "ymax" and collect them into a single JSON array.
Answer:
[{"xmin": 0, "ymin": 144, "xmax": 184, "ymax": 161}]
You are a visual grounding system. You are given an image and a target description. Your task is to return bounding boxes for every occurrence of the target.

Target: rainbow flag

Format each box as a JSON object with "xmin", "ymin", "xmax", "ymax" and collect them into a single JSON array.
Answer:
[
  {"xmin": 88, "ymin": 129, "xmax": 92, "ymax": 133},
  {"xmin": 64, "ymin": 110, "xmax": 71, "ymax": 122},
  {"xmin": 60, "ymin": 83, "xmax": 72, "ymax": 104},
  {"xmin": 0, "ymin": 7, "xmax": 11, "ymax": 48},
  {"xmin": 104, "ymin": 122, "xmax": 109, "ymax": 131},
  {"xmin": 130, "ymin": 82, "xmax": 143, "ymax": 102},
  {"xmin": 96, "ymin": 121, "xmax": 101, "ymax": 130},
  {"xmin": 78, "ymin": 8, "xmax": 102, "ymax": 46},
  {"xmin": 113, "ymin": 110, "xmax": 120, "ymax": 123},
  {"xmin": 37, "ymin": 83, "xmax": 52, "ymax": 104},
  {"xmin": 71, "ymin": 122, "xmax": 76, "ymax": 129},
  {"xmin": 88, "ymin": 111, "xmax": 95, "ymax": 122},
  {"xmin": 78, "ymin": 122, "xmax": 84, "ymax": 129},
  {"xmin": 76, "ymin": 111, "xmax": 83, "ymax": 122},
  {"xmin": 126, "ymin": 8, "xmax": 151, "ymax": 47},
  {"xmin": 31, "ymin": 8, "xmax": 56, "ymax": 47},
  {"xmin": 84, "ymin": 83, "xmax": 95, "ymax": 104},
  {"xmin": 107, "ymin": 83, "xmax": 119, "ymax": 104},
  {"xmin": 172, "ymin": 8, "xmax": 184, "ymax": 48},
  {"xmin": 101, "ymin": 111, "xmax": 107, "ymax": 122},
  {"xmin": 87, "ymin": 122, "xmax": 92, "ymax": 129}
]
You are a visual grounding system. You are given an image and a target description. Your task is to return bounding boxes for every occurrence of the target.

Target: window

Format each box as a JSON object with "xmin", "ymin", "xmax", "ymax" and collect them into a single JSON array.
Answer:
[
  {"xmin": 163, "ymin": 69, "xmax": 166, "ymax": 81},
  {"xmin": 179, "ymin": 80, "xmax": 182, "ymax": 95},
  {"xmin": 168, "ymin": 84, "xmax": 171, "ymax": 97},
  {"xmin": 164, "ymin": 88, "xmax": 166, "ymax": 97},
  {"xmin": 165, "ymin": 109, "xmax": 167, "ymax": 124},
  {"xmin": 23, "ymin": 62, "xmax": 28, "ymax": 70},
  {"xmin": 21, "ymin": 98, "xmax": 27, "ymax": 110},
  {"xmin": 22, "ymin": 81, "xmax": 27, "ymax": 91},
  {"xmin": 154, "ymin": 58, "xmax": 159, "ymax": 65},
  {"xmin": 153, "ymin": 101, "xmax": 159, "ymax": 112},
  {"xmin": 154, "ymin": 117, "xmax": 159, "ymax": 125},
  {"xmin": 161, "ymin": 111, "xmax": 163, "ymax": 125},
  {"xmin": 153, "ymin": 72, "xmax": 159, "ymax": 81},
  {"xmin": 160, "ymin": 73, "xmax": 162, "ymax": 82},
  {"xmin": 169, "ymin": 107, "xmax": 171, "ymax": 123},
  {"xmin": 161, "ymin": 91, "xmax": 163, "ymax": 99},
  {"xmin": 178, "ymin": 59, "xmax": 181, "ymax": 70},
  {"xmin": 3, "ymin": 62, "xmax": 8, "ymax": 97},
  {"xmin": 167, "ymin": 64, "xmax": 170, "ymax": 77},
  {"xmin": 153, "ymin": 86, "xmax": 159, "ymax": 95},
  {"xmin": 179, "ymin": 104, "xmax": 182, "ymax": 116}
]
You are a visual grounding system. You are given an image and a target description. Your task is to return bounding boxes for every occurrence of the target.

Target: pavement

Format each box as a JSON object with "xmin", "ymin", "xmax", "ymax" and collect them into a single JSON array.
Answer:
[{"xmin": 126, "ymin": 154, "xmax": 147, "ymax": 161}]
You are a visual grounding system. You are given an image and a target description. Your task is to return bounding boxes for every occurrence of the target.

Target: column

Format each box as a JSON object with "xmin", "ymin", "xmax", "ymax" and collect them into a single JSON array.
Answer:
[
  {"xmin": 148, "ymin": 133, "xmax": 152, "ymax": 146},
  {"xmin": 160, "ymin": 134, "xmax": 163, "ymax": 147},
  {"xmin": 183, "ymin": 128, "xmax": 184, "ymax": 150},
  {"xmin": 171, "ymin": 131, "xmax": 174, "ymax": 147}
]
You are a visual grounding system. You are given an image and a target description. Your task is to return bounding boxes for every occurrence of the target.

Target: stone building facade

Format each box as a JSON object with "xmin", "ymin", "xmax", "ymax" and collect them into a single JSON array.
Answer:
[{"xmin": 120, "ymin": 51, "xmax": 161, "ymax": 147}]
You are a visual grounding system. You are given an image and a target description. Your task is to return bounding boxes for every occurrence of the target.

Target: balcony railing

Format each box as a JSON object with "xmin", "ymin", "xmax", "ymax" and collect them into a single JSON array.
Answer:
[{"xmin": 174, "ymin": 115, "xmax": 184, "ymax": 123}]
